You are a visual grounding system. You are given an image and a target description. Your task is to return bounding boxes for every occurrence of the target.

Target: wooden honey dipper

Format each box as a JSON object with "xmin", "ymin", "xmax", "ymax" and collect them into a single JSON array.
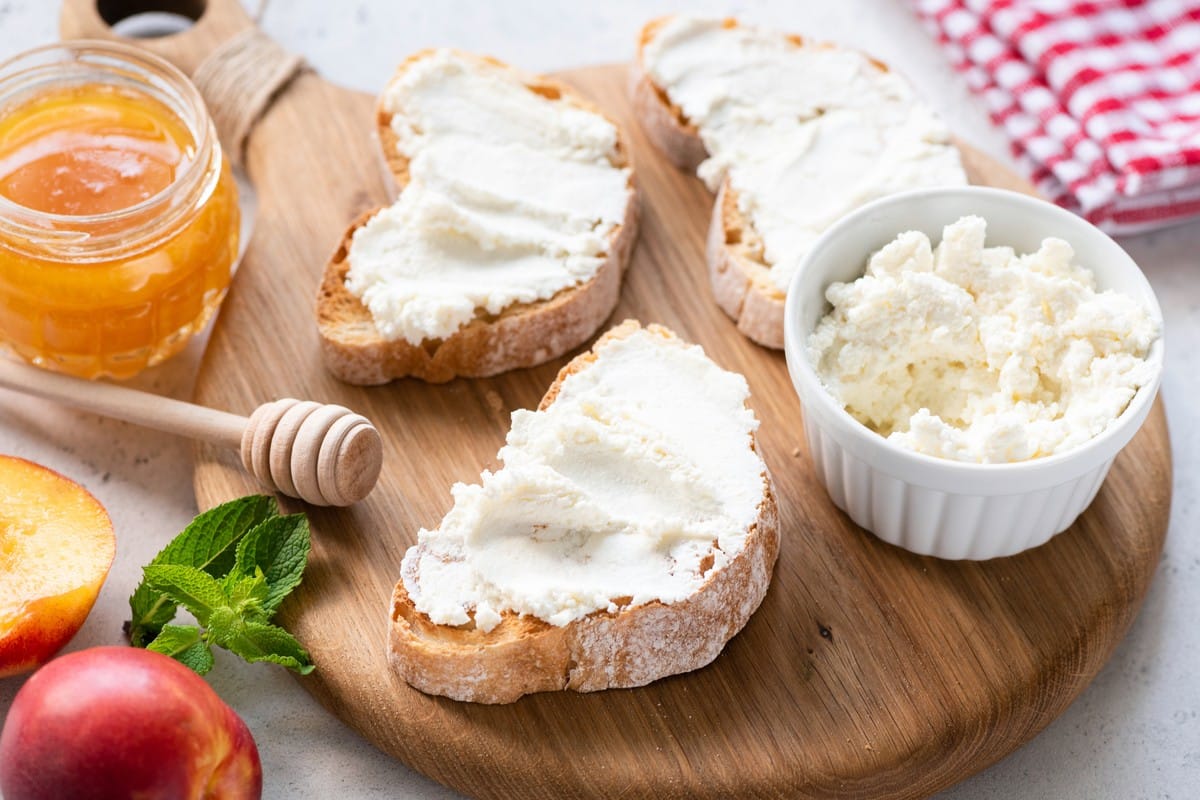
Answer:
[{"xmin": 0, "ymin": 358, "xmax": 382, "ymax": 506}]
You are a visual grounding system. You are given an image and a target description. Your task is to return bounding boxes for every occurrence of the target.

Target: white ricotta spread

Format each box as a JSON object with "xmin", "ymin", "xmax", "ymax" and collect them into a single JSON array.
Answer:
[
  {"xmin": 642, "ymin": 16, "xmax": 968, "ymax": 293},
  {"xmin": 401, "ymin": 328, "xmax": 766, "ymax": 632},
  {"xmin": 807, "ymin": 216, "xmax": 1159, "ymax": 463},
  {"xmin": 346, "ymin": 49, "xmax": 632, "ymax": 345}
]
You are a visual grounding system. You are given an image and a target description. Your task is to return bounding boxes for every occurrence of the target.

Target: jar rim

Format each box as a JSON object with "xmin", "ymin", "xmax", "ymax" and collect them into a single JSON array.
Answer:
[{"xmin": 0, "ymin": 39, "xmax": 221, "ymax": 260}]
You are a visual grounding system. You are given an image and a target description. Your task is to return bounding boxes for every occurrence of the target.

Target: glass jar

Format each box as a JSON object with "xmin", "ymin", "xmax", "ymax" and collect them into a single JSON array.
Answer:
[{"xmin": 0, "ymin": 41, "xmax": 238, "ymax": 379}]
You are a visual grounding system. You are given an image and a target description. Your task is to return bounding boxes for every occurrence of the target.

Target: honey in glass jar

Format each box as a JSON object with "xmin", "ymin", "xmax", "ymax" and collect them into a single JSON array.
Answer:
[{"xmin": 0, "ymin": 41, "xmax": 238, "ymax": 379}]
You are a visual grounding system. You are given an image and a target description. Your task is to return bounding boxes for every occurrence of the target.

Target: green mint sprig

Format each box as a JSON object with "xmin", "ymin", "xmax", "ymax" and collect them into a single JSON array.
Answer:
[
  {"xmin": 126, "ymin": 495, "xmax": 315, "ymax": 675},
  {"xmin": 127, "ymin": 494, "xmax": 275, "ymax": 647}
]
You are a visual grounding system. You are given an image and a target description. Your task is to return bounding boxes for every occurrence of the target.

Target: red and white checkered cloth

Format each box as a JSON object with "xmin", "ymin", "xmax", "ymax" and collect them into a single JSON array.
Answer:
[{"xmin": 915, "ymin": 0, "xmax": 1200, "ymax": 234}]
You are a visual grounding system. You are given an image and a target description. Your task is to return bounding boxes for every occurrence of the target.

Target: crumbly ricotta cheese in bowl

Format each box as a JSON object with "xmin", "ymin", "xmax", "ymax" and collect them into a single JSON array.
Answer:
[
  {"xmin": 807, "ymin": 216, "xmax": 1160, "ymax": 463},
  {"xmin": 642, "ymin": 16, "xmax": 968, "ymax": 293},
  {"xmin": 346, "ymin": 49, "xmax": 632, "ymax": 345},
  {"xmin": 401, "ymin": 328, "xmax": 767, "ymax": 632}
]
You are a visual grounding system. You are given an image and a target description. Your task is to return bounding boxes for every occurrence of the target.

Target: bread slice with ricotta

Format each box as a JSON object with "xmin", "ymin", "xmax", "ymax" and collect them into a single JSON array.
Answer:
[
  {"xmin": 317, "ymin": 49, "xmax": 640, "ymax": 384},
  {"xmin": 631, "ymin": 16, "xmax": 967, "ymax": 349},
  {"xmin": 389, "ymin": 320, "xmax": 780, "ymax": 703}
]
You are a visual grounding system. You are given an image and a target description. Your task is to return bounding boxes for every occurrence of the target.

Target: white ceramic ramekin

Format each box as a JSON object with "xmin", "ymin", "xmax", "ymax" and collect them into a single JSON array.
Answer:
[{"xmin": 783, "ymin": 187, "xmax": 1165, "ymax": 560}]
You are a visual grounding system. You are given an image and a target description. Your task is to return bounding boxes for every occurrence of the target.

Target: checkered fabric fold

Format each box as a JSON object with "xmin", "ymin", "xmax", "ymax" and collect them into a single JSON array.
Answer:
[{"xmin": 915, "ymin": 0, "xmax": 1200, "ymax": 233}]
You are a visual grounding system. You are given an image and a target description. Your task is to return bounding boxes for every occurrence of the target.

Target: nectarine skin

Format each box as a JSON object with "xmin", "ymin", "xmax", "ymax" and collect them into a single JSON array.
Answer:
[
  {"xmin": 0, "ymin": 646, "xmax": 262, "ymax": 800},
  {"xmin": 0, "ymin": 455, "xmax": 115, "ymax": 678},
  {"xmin": 0, "ymin": 584, "xmax": 104, "ymax": 679}
]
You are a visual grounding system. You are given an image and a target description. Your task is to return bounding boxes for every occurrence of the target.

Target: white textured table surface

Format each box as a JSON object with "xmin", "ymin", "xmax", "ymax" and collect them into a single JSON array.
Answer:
[{"xmin": 1, "ymin": 2, "xmax": 1197, "ymax": 798}]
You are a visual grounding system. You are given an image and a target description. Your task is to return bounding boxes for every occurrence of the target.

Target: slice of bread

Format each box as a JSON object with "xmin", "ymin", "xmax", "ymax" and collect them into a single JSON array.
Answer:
[
  {"xmin": 389, "ymin": 320, "xmax": 780, "ymax": 704},
  {"xmin": 630, "ymin": 17, "xmax": 795, "ymax": 350},
  {"xmin": 317, "ymin": 50, "xmax": 640, "ymax": 385},
  {"xmin": 632, "ymin": 17, "xmax": 965, "ymax": 350}
]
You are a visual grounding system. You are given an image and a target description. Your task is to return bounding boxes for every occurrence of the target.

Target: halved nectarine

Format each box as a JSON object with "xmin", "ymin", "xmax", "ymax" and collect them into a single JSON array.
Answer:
[{"xmin": 0, "ymin": 455, "xmax": 115, "ymax": 678}]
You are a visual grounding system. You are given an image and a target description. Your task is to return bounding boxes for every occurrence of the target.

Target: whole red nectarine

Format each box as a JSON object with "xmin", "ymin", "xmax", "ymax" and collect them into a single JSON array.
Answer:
[
  {"xmin": 0, "ymin": 646, "xmax": 262, "ymax": 800},
  {"xmin": 0, "ymin": 455, "xmax": 115, "ymax": 677}
]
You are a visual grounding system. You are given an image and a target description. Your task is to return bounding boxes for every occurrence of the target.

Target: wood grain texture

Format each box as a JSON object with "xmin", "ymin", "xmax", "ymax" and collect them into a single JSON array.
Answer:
[{"xmin": 58, "ymin": 4, "xmax": 1171, "ymax": 797}]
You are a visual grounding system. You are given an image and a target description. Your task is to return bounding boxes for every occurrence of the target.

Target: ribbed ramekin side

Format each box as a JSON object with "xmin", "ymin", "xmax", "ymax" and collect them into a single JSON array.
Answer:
[{"xmin": 800, "ymin": 416, "xmax": 1119, "ymax": 560}]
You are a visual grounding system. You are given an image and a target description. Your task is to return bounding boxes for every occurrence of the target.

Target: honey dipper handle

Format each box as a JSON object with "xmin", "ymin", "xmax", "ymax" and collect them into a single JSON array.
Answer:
[
  {"xmin": 0, "ymin": 359, "xmax": 382, "ymax": 506},
  {"xmin": 0, "ymin": 358, "xmax": 245, "ymax": 448}
]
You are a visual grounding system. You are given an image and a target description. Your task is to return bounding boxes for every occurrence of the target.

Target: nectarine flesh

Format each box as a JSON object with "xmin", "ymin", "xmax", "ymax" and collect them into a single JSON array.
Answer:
[{"xmin": 0, "ymin": 455, "xmax": 115, "ymax": 678}]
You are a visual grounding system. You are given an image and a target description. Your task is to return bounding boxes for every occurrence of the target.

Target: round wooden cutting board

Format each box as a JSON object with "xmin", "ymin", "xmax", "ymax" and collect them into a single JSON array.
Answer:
[{"xmin": 60, "ymin": 2, "xmax": 1171, "ymax": 798}]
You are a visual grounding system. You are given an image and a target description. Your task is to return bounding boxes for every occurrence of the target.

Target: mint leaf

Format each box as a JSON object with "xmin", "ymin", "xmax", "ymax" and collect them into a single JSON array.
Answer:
[
  {"xmin": 147, "ymin": 624, "xmax": 214, "ymax": 675},
  {"xmin": 202, "ymin": 606, "xmax": 241, "ymax": 647},
  {"xmin": 226, "ymin": 620, "xmax": 315, "ymax": 675},
  {"xmin": 127, "ymin": 494, "xmax": 315, "ymax": 677},
  {"xmin": 128, "ymin": 495, "xmax": 277, "ymax": 647},
  {"xmin": 233, "ymin": 514, "xmax": 310, "ymax": 615},
  {"xmin": 225, "ymin": 570, "xmax": 270, "ymax": 623},
  {"xmin": 126, "ymin": 586, "xmax": 179, "ymax": 648},
  {"xmin": 156, "ymin": 495, "xmax": 278, "ymax": 575},
  {"xmin": 142, "ymin": 565, "xmax": 227, "ymax": 626}
]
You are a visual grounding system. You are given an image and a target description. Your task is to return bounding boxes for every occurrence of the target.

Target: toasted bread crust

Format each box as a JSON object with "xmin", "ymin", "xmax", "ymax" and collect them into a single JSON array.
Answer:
[
  {"xmin": 317, "ymin": 51, "xmax": 640, "ymax": 384},
  {"xmin": 631, "ymin": 18, "xmax": 860, "ymax": 350},
  {"xmin": 707, "ymin": 180, "xmax": 786, "ymax": 349},
  {"xmin": 317, "ymin": 192, "xmax": 639, "ymax": 384},
  {"xmin": 628, "ymin": 19, "xmax": 708, "ymax": 173},
  {"xmin": 388, "ymin": 321, "xmax": 781, "ymax": 703}
]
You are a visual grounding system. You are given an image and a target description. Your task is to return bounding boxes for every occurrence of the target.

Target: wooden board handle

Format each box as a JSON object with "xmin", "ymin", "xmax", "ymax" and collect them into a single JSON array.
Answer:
[
  {"xmin": 58, "ymin": 0, "xmax": 306, "ymax": 168},
  {"xmin": 59, "ymin": 0, "xmax": 256, "ymax": 75}
]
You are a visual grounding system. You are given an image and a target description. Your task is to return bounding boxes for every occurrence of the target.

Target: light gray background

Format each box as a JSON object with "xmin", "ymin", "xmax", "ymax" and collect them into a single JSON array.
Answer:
[{"xmin": 0, "ymin": 1, "xmax": 1196, "ymax": 798}]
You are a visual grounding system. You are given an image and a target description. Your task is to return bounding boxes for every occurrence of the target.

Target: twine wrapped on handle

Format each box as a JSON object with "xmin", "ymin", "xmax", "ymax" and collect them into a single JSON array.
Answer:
[{"xmin": 192, "ymin": 28, "xmax": 307, "ymax": 168}]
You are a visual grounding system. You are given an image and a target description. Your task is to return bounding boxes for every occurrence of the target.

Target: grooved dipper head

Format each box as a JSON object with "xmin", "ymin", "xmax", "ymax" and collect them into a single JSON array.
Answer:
[{"xmin": 240, "ymin": 398, "xmax": 382, "ymax": 506}]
